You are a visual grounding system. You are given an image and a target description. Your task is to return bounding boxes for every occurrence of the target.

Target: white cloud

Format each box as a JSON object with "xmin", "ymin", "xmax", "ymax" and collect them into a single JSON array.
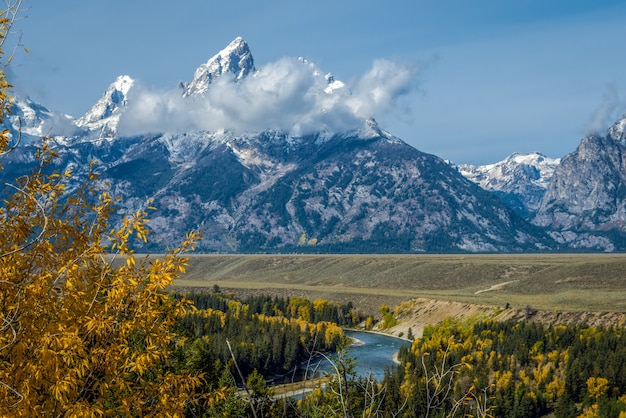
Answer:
[
  {"xmin": 347, "ymin": 59, "xmax": 417, "ymax": 117},
  {"xmin": 117, "ymin": 57, "xmax": 418, "ymax": 137},
  {"xmin": 586, "ymin": 84, "xmax": 622, "ymax": 135}
]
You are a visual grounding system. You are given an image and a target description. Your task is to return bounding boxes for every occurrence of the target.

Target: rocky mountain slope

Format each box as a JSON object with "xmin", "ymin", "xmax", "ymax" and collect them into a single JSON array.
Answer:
[
  {"xmin": 533, "ymin": 114, "xmax": 626, "ymax": 251},
  {"xmin": 455, "ymin": 152, "xmax": 560, "ymax": 218},
  {"xmin": 0, "ymin": 37, "xmax": 579, "ymax": 253},
  {"xmin": 1, "ymin": 116, "xmax": 557, "ymax": 252}
]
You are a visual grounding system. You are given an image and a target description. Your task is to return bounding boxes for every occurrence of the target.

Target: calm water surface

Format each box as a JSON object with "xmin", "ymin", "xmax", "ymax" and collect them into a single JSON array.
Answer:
[{"xmin": 303, "ymin": 330, "xmax": 411, "ymax": 382}]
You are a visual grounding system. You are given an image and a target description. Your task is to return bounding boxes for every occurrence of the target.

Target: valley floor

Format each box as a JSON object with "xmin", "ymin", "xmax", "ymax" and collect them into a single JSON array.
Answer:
[
  {"xmin": 170, "ymin": 253, "xmax": 626, "ymax": 349},
  {"xmin": 172, "ymin": 253, "xmax": 626, "ymax": 315}
]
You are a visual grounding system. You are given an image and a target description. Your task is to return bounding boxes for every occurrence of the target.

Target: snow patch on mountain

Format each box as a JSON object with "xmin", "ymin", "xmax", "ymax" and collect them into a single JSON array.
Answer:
[
  {"xmin": 183, "ymin": 37, "xmax": 255, "ymax": 97},
  {"xmin": 160, "ymin": 130, "xmax": 234, "ymax": 163},
  {"xmin": 608, "ymin": 113, "xmax": 626, "ymax": 141},
  {"xmin": 76, "ymin": 75, "xmax": 135, "ymax": 141},
  {"xmin": 116, "ymin": 37, "xmax": 417, "ymax": 138},
  {"xmin": 456, "ymin": 152, "xmax": 560, "ymax": 217}
]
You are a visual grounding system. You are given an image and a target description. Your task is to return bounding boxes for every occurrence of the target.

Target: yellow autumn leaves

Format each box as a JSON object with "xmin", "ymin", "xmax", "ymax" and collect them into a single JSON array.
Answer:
[{"xmin": 0, "ymin": 3, "xmax": 204, "ymax": 414}]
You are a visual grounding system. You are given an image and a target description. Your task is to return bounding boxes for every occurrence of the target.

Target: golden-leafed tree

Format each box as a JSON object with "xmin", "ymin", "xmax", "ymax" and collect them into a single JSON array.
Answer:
[{"xmin": 0, "ymin": 2, "xmax": 202, "ymax": 416}]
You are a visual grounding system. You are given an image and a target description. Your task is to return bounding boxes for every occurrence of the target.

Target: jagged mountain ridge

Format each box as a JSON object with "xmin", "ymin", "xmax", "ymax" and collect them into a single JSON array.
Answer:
[
  {"xmin": 0, "ymin": 37, "xmax": 562, "ymax": 252},
  {"xmin": 532, "ymin": 114, "xmax": 626, "ymax": 251},
  {"xmin": 75, "ymin": 75, "xmax": 134, "ymax": 140},
  {"xmin": 1, "ymin": 124, "xmax": 557, "ymax": 252},
  {"xmin": 182, "ymin": 36, "xmax": 255, "ymax": 97},
  {"xmin": 456, "ymin": 152, "xmax": 560, "ymax": 218}
]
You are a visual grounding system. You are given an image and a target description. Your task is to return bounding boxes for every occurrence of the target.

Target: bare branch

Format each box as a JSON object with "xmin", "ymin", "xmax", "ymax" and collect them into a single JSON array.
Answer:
[
  {"xmin": 0, "ymin": 180, "xmax": 49, "ymax": 259},
  {"xmin": 0, "ymin": 379, "xmax": 23, "ymax": 408},
  {"xmin": 311, "ymin": 350, "xmax": 348, "ymax": 416},
  {"xmin": 0, "ymin": 0, "xmax": 26, "ymax": 69},
  {"xmin": 226, "ymin": 339, "xmax": 258, "ymax": 418},
  {"xmin": 422, "ymin": 339, "xmax": 466, "ymax": 417},
  {"xmin": 0, "ymin": 315, "xmax": 17, "ymax": 352}
]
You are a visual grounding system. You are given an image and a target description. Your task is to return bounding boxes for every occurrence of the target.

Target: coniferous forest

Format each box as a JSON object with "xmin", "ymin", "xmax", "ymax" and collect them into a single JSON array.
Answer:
[
  {"xmin": 169, "ymin": 291, "xmax": 626, "ymax": 417},
  {"xmin": 174, "ymin": 290, "xmax": 359, "ymax": 381}
]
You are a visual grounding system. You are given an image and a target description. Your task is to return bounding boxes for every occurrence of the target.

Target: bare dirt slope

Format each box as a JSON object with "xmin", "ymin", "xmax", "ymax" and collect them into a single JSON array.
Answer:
[{"xmin": 383, "ymin": 298, "xmax": 626, "ymax": 339}]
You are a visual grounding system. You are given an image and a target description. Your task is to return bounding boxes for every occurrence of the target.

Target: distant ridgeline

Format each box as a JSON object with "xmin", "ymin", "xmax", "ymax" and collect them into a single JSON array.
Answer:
[{"xmin": 3, "ymin": 37, "xmax": 626, "ymax": 252}]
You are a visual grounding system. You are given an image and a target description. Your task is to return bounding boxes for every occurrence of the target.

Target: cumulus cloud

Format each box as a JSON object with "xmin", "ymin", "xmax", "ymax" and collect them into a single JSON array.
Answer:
[
  {"xmin": 118, "ymin": 57, "xmax": 418, "ymax": 137},
  {"xmin": 346, "ymin": 59, "xmax": 416, "ymax": 117}
]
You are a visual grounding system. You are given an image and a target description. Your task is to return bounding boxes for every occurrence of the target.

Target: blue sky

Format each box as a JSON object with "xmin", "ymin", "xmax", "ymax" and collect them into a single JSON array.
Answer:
[{"xmin": 8, "ymin": 0, "xmax": 626, "ymax": 164}]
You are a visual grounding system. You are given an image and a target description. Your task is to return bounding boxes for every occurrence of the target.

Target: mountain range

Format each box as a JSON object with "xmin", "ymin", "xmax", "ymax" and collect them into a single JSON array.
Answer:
[
  {"xmin": 455, "ymin": 152, "xmax": 560, "ymax": 219},
  {"xmin": 2, "ymin": 37, "xmax": 626, "ymax": 252}
]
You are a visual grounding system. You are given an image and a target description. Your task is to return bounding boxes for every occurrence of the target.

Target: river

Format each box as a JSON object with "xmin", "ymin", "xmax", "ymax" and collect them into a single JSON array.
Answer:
[
  {"xmin": 302, "ymin": 330, "xmax": 411, "ymax": 382},
  {"xmin": 271, "ymin": 330, "xmax": 411, "ymax": 399}
]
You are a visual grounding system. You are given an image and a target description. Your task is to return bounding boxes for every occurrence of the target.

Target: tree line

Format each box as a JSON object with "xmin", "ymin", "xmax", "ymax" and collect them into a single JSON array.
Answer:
[
  {"xmin": 370, "ymin": 318, "xmax": 626, "ymax": 418},
  {"xmin": 173, "ymin": 290, "xmax": 360, "ymax": 381}
]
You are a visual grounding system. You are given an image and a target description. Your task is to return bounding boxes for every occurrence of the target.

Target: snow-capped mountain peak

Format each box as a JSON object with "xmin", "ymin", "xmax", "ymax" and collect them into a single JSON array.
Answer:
[
  {"xmin": 607, "ymin": 113, "xmax": 626, "ymax": 142},
  {"xmin": 1, "ymin": 96, "xmax": 78, "ymax": 144},
  {"xmin": 183, "ymin": 37, "xmax": 255, "ymax": 97},
  {"xmin": 76, "ymin": 75, "xmax": 135, "ymax": 140},
  {"xmin": 9, "ymin": 96, "xmax": 54, "ymax": 137},
  {"xmin": 456, "ymin": 152, "xmax": 560, "ymax": 217},
  {"xmin": 458, "ymin": 152, "xmax": 559, "ymax": 188},
  {"xmin": 0, "ymin": 36, "xmax": 571, "ymax": 253}
]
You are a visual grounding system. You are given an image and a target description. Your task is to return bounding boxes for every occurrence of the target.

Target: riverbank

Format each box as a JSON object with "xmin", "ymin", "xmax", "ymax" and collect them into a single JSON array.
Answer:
[
  {"xmin": 269, "ymin": 329, "xmax": 410, "ymax": 398},
  {"xmin": 376, "ymin": 297, "xmax": 626, "ymax": 340}
]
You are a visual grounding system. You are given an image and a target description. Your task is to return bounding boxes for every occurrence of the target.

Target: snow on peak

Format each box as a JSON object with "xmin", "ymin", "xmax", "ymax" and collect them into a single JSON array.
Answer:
[
  {"xmin": 504, "ymin": 151, "xmax": 558, "ymax": 168},
  {"xmin": 112, "ymin": 75, "xmax": 134, "ymax": 95},
  {"xmin": 2, "ymin": 95, "xmax": 78, "ymax": 143},
  {"xmin": 9, "ymin": 96, "xmax": 53, "ymax": 134},
  {"xmin": 607, "ymin": 113, "xmax": 626, "ymax": 141},
  {"xmin": 361, "ymin": 117, "xmax": 384, "ymax": 137},
  {"xmin": 456, "ymin": 152, "xmax": 561, "ymax": 216},
  {"xmin": 458, "ymin": 152, "xmax": 560, "ymax": 188},
  {"xmin": 183, "ymin": 37, "xmax": 255, "ymax": 97},
  {"xmin": 76, "ymin": 75, "xmax": 135, "ymax": 139}
]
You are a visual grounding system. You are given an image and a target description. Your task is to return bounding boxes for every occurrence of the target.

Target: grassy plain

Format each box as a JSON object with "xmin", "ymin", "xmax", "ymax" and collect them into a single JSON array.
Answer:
[{"xmin": 172, "ymin": 253, "xmax": 626, "ymax": 314}]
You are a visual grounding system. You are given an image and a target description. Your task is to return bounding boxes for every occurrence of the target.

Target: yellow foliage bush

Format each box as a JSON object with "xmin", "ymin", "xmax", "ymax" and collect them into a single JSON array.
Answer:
[{"xmin": 0, "ymin": 4, "xmax": 202, "ymax": 415}]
